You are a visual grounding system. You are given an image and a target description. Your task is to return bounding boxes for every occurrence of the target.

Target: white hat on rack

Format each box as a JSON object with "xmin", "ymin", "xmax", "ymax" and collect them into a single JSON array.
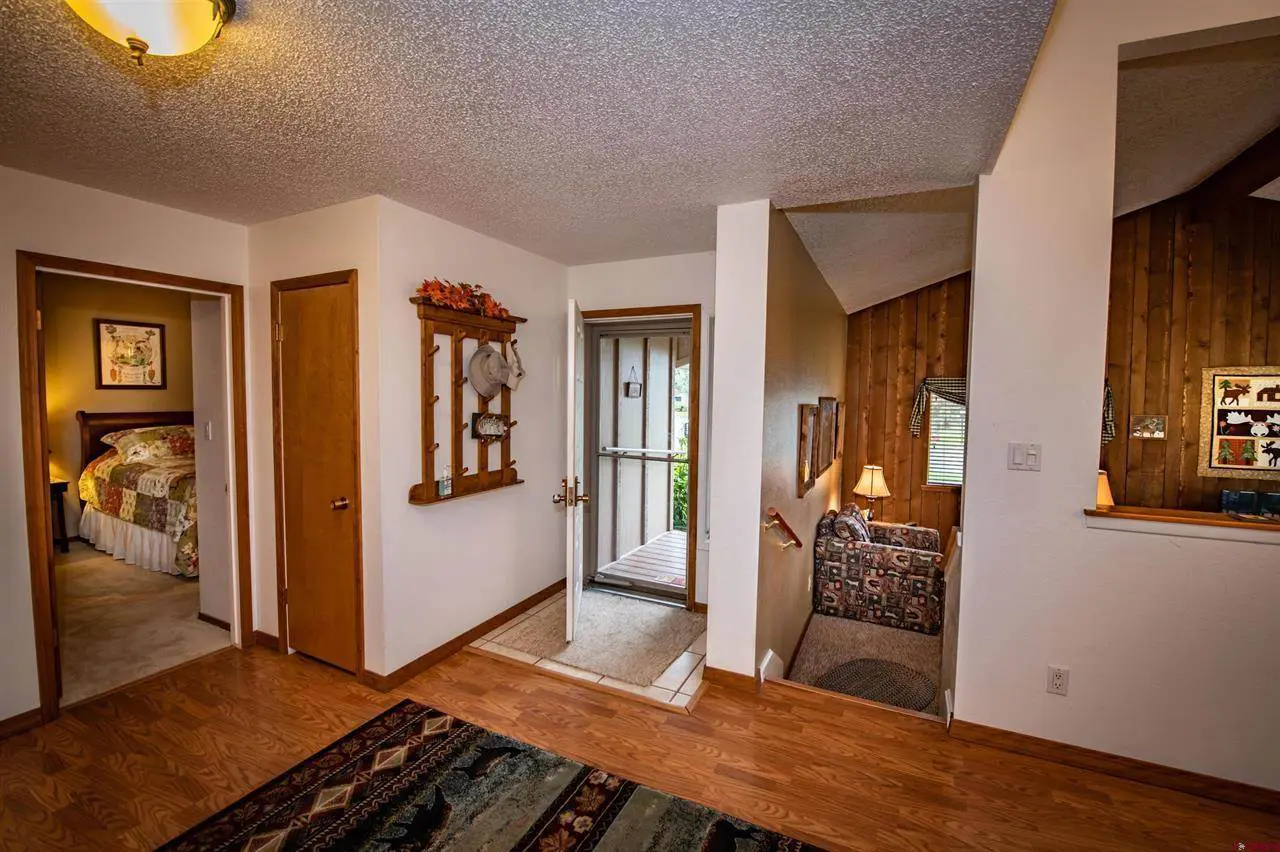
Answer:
[{"xmin": 467, "ymin": 343, "xmax": 510, "ymax": 399}]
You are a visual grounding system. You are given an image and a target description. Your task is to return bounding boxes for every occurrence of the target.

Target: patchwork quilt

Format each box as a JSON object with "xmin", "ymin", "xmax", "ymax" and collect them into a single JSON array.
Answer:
[{"xmin": 78, "ymin": 449, "xmax": 199, "ymax": 576}]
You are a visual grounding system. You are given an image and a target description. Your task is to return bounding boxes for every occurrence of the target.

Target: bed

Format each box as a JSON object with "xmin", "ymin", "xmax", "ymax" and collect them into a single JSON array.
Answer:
[{"xmin": 75, "ymin": 410, "xmax": 200, "ymax": 577}]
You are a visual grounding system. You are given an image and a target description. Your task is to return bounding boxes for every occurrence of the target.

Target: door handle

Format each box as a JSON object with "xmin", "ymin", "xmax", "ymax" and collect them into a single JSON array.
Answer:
[
  {"xmin": 572, "ymin": 476, "xmax": 589, "ymax": 506},
  {"xmin": 575, "ymin": 493, "xmax": 590, "ymax": 506},
  {"xmin": 330, "ymin": 497, "xmax": 350, "ymax": 510},
  {"xmin": 553, "ymin": 478, "xmax": 569, "ymax": 505}
]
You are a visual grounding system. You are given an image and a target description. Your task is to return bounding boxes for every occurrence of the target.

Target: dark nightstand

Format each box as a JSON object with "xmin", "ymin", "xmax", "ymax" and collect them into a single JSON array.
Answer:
[{"xmin": 49, "ymin": 480, "xmax": 70, "ymax": 554}]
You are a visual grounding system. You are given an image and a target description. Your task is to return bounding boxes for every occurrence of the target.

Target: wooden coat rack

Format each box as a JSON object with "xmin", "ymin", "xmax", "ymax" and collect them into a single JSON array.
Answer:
[{"xmin": 407, "ymin": 297, "xmax": 527, "ymax": 505}]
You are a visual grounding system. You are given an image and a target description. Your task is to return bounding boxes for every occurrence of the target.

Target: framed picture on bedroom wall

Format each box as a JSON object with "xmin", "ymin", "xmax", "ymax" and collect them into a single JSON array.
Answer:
[
  {"xmin": 93, "ymin": 318, "xmax": 167, "ymax": 390},
  {"xmin": 1197, "ymin": 366, "xmax": 1280, "ymax": 480}
]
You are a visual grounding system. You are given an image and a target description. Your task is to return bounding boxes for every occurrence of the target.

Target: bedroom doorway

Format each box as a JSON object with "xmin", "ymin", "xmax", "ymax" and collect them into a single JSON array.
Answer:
[
  {"xmin": 270, "ymin": 270, "xmax": 363, "ymax": 674},
  {"xmin": 16, "ymin": 252, "xmax": 253, "ymax": 726}
]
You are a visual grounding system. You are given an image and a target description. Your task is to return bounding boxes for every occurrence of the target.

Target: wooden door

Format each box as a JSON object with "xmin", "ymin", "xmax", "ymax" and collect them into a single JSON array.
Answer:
[
  {"xmin": 37, "ymin": 281, "xmax": 62, "ymax": 698},
  {"xmin": 274, "ymin": 274, "xmax": 361, "ymax": 672}
]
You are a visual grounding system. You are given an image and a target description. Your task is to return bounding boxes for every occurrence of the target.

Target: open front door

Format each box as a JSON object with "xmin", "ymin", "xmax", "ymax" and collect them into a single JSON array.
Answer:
[{"xmin": 565, "ymin": 298, "xmax": 587, "ymax": 642}]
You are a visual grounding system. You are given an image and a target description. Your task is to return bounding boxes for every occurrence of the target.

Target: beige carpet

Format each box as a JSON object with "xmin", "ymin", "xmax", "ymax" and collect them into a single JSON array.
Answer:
[
  {"xmin": 56, "ymin": 542, "xmax": 231, "ymax": 705},
  {"xmin": 788, "ymin": 614, "xmax": 942, "ymax": 716},
  {"xmin": 495, "ymin": 590, "xmax": 706, "ymax": 685}
]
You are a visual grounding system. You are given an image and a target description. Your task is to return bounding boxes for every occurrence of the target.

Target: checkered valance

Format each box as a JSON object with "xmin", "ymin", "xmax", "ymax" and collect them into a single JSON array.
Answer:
[
  {"xmin": 908, "ymin": 378, "xmax": 967, "ymax": 437},
  {"xmin": 1101, "ymin": 379, "xmax": 1116, "ymax": 446},
  {"xmin": 908, "ymin": 377, "xmax": 1117, "ymax": 445}
]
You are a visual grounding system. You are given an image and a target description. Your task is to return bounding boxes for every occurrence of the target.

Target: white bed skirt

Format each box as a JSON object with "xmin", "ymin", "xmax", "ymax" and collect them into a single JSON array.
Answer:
[{"xmin": 79, "ymin": 505, "xmax": 186, "ymax": 577}]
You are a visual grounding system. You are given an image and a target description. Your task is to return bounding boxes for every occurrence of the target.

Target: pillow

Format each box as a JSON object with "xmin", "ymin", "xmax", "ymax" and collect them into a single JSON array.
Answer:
[
  {"xmin": 816, "ymin": 510, "xmax": 837, "ymax": 539},
  {"xmin": 102, "ymin": 425, "xmax": 196, "ymax": 464},
  {"xmin": 832, "ymin": 503, "xmax": 872, "ymax": 543}
]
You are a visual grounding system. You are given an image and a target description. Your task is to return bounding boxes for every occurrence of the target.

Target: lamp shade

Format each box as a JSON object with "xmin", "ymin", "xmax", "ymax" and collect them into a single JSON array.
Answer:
[
  {"xmin": 853, "ymin": 464, "xmax": 891, "ymax": 499},
  {"xmin": 67, "ymin": 0, "xmax": 234, "ymax": 63},
  {"xmin": 1096, "ymin": 470, "xmax": 1115, "ymax": 510}
]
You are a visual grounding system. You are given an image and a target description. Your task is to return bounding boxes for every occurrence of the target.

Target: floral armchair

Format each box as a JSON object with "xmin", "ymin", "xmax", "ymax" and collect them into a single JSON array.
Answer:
[{"xmin": 813, "ymin": 504, "xmax": 944, "ymax": 635}]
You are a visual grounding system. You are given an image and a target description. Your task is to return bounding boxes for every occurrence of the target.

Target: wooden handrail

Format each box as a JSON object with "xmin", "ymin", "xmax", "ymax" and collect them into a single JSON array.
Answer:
[{"xmin": 761, "ymin": 508, "xmax": 802, "ymax": 550}]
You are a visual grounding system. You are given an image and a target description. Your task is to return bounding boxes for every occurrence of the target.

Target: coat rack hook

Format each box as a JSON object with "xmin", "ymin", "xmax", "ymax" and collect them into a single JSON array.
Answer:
[
  {"xmin": 429, "ymin": 442, "xmax": 439, "ymax": 452},
  {"xmin": 429, "ymin": 394, "xmax": 440, "ymax": 405},
  {"xmin": 428, "ymin": 344, "xmax": 440, "ymax": 357}
]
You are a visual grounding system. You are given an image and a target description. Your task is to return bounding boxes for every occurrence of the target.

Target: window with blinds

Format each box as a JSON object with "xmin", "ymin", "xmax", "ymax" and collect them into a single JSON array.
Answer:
[{"xmin": 926, "ymin": 393, "xmax": 966, "ymax": 486}]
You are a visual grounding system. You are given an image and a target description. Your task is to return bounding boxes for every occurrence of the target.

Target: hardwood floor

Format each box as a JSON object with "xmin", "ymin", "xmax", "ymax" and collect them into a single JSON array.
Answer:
[{"xmin": 1, "ymin": 646, "xmax": 1276, "ymax": 850}]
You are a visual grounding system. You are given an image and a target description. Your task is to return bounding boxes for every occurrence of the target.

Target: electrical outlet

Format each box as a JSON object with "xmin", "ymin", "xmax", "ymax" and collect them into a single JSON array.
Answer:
[{"xmin": 1047, "ymin": 665, "xmax": 1070, "ymax": 696}]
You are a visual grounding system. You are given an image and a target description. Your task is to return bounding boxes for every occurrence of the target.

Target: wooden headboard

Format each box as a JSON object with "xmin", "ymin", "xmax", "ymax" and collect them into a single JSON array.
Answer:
[{"xmin": 76, "ymin": 410, "xmax": 195, "ymax": 474}]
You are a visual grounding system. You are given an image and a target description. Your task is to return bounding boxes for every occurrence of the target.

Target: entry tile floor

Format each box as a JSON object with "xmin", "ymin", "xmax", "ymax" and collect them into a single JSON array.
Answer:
[{"xmin": 469, "ymin": 590, "xmax": 707, "ymax": 708}]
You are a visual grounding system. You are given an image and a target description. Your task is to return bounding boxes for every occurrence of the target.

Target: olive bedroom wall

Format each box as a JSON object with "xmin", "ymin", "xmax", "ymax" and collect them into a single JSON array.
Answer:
[{"xmin": 41, "ymin": 272, "xmax": 195, "ymax": 532}]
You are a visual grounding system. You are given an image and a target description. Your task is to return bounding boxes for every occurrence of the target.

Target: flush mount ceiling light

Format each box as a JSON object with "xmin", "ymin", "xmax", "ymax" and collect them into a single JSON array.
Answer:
[{"xmin": 66, "ymin": 0, "xmax": 235, "ymax": 66}]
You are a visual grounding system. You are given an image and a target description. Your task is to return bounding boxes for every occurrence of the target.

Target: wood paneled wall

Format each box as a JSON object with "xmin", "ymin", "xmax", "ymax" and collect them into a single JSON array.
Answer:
[
  {"xmin": 842, "ymin": 272, "xmax": 970, "ymax": 533},
  {"xmin": 1105, "ymin": 195, "xmax": 1280, "ymax": 509}
]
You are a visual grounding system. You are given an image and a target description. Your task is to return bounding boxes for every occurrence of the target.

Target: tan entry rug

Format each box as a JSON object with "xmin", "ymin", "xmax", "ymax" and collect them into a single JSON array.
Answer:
[
  {"xmin": 159, "ymin": 700, "xmax": 821, "ymax": 851},
  {"xmin": 495, "ymin": 590, "xmax": 705, "ymax": 685}
]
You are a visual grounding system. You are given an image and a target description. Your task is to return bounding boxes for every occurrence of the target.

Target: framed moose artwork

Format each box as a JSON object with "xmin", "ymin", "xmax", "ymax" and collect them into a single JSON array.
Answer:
[{"xmin": 1197, "ymin": 366, "xmax": 1280, "ymax": 479}]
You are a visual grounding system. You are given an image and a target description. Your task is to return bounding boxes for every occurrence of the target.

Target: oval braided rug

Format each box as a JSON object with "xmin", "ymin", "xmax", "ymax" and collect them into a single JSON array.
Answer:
[{"xmin": 814, "ymin": 658, "xmax": 936, "ymax": 712}]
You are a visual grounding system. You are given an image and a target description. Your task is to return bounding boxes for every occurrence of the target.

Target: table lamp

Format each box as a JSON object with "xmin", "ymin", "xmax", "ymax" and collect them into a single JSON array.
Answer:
[
  {"xmin": 1095, "ymin": 469, "xmax": 1114, "ymax": 511},
  {"xmin": 853, "ymin": 464, "xmax": 890, "ymax": 520}
]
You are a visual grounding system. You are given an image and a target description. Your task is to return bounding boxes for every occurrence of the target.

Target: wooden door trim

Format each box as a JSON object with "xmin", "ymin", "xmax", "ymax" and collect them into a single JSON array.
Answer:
[
  {"xmin": 269, "ymin": 270, "xmax": 364, "ymax": 676},
  {"xmin": 15, "ymin": 251, "xmax": 254, "ymax": 727},
  {"xmin": 580, "ymin": 304, "xmax": 702, "ymax": 611}
]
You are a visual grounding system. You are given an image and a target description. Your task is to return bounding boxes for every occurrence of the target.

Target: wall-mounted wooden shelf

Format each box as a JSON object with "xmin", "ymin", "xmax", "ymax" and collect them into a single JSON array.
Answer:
[
  {"xmin": 1084, "ymin": 505, "xmax": 1280, "ymax": 534},
  {"xmin": 407, "ymin": 298, "xmax": 527, "ymax": 506}
]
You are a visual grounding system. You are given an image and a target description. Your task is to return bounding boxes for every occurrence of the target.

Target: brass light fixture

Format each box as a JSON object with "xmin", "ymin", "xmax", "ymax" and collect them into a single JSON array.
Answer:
[{"xmin": 66, "ymin": 0, "xmax": 236, "ymax": 66}]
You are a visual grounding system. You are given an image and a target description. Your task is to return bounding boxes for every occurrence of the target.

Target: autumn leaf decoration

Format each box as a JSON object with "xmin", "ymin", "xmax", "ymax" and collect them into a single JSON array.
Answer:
[{"xmin": 416, "ymin": 278, "xmax": 511, "ymax": 319}]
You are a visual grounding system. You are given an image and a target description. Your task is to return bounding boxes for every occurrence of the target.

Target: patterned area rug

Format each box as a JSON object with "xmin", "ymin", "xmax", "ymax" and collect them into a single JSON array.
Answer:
[
  {"xmin": 815, "ymin": 658, "xmax": 936, "ymax": 713},
  {"xmin": 159, "ymin": 700, "xmax": 821, "ymax": 851}
]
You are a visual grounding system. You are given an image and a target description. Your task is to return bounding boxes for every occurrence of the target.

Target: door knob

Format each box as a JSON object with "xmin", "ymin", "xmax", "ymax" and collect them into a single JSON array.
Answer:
[
  {"xmin": 575, "ymin": 493, "xmax": 591, "ymax": 506},
  {"xmin": 553, "ymin": 478, "xmax": 568, "ymax": 504},
  {"xmin": 330, "ymin": 497, "xmax": 350, "ymax": 510}
]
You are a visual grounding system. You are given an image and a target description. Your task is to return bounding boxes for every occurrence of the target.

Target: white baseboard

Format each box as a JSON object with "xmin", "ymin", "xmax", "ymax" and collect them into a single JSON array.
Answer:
[{"xmin": 757, "ymin": 648, "xmax": 784, "ymax": 686}]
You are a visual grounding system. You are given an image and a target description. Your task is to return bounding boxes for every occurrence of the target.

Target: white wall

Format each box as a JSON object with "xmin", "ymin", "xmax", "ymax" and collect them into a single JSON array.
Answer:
[
  {"xmin": 756, "ymin": 209, "xmax": 846, "ymax": 667},
  {"xmin": 246, "ymin": 197, "xmax": 383, "ymax": 664},
  {"xmin": 705, "ymin": 203, "xmax": 771, "ymax": 675},
  {"xmin": 375, "ymin": 197, "xmax": 567, "ymax": 673},
  {"xmin": 961, "ymin": 0, "xmax": 1280, "ymax": 789},
  {"xmin": 567, "ymin": 252, "xmax": 716, "ymax": 603},
  {"xmin": 191, "ymin": 297, "xmax": 234, "ymax": 626},
  {"xmin": 0, "ymin": 166, "xmax": 248, "ymax": 722}
]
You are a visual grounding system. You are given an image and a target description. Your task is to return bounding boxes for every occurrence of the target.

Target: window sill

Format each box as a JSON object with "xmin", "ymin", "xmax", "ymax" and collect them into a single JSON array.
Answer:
[
  {"xmin": 1082, "ymin": 506, "xmax": 1280, "ymax": 545},
  {"xmin": 921, "ymin": 484, "xmax": 962, "ymax": 492}
]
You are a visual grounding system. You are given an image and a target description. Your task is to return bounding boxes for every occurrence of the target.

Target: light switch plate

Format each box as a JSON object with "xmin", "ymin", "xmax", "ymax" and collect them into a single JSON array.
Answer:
[{"xmin": 1008, "ymin": 442, "xmax": 1042, "ymax": 471}]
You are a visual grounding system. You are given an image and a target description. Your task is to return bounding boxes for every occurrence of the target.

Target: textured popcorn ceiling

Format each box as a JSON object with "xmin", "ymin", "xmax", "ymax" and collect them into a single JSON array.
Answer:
[
  {"xmin": 786, "ymin": 186, "xmax": 973, "ymax": 313},
  {"xmin": 0, "ymin": 0, "xmax": 1051, "ymax": 265},
  {"xmin": 795, "ymin": 32, "xmax": 1280, "ymax": 313},
  {"xmin": 1115, "ymin": 34, "xmax": 1280, "ymax": 216}
]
